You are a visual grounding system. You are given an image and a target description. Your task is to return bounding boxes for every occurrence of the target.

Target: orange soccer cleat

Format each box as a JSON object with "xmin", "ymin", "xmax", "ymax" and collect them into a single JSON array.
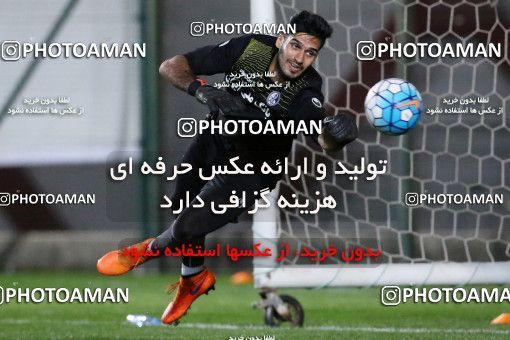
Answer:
[
  {"xmin": 96, "ymin": 238, "xmax": 155, "ymax": 276},
  {"xmin": 161, "ymin": 268, "xmax": 216, "ymax": 325}
]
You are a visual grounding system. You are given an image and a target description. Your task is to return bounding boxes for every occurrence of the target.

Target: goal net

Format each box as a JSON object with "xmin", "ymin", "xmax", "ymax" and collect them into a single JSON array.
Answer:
[{"xmin": 253, "ymin": 0, "xmax": 510, "ymax": 288}]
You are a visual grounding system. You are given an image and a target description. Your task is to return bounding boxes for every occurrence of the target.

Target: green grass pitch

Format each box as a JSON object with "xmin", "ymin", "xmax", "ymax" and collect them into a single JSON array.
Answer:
[{"xmin": 0, "ymin": 271, "xmax": 509, "ymax": 339}]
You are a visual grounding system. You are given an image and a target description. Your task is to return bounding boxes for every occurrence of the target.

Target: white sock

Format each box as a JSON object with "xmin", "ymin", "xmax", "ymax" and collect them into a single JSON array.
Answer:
[
  {"xmin": 147, "ymin": 239, "xmax": 155, "ymax": 251},
  {"xmin": 181, "ymin": 264, "xmax": 204, "ymax": 277}
]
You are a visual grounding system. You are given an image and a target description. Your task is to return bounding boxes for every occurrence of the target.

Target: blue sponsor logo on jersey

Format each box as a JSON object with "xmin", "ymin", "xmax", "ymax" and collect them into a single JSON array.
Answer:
[{"xmin": 266, "ymin": 91, "xmax": 281, "ymax": 107}]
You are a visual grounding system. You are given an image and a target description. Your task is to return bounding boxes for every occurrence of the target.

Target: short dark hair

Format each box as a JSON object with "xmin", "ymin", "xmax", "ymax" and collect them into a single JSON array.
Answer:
[{"xmin": 289, "ymin": 11, "xmax": 332, "ymax": 48}]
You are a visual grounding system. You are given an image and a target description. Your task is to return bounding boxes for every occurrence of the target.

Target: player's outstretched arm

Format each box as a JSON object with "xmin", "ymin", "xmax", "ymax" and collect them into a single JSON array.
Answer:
[
  {"xmin": 159, "ymin": 55, "xmax": 246, "ymax": 116},
  {"xmin": 318, "ymin": 114, "xmax": 358, "ymax": 151},
  {"xmin": 159, "ymin": 55, "xmax": 196, "ymax": 92}
]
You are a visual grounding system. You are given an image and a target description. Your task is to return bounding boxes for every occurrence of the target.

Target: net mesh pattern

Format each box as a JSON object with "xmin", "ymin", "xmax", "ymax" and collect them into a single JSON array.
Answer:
[{"xmin": 269, "ymin": 0, "xmax": 510, "ymax": 267}]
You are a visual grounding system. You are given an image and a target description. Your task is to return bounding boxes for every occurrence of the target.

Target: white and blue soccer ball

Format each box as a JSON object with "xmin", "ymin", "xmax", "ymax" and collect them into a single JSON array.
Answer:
[{"xmin": 364, "ymin": 78, "xmax": 422, "ymax": 135}]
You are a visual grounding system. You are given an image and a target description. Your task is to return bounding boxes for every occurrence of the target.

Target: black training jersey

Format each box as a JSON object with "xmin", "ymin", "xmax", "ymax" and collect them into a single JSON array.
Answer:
[{"xmin": 184, "ymin": 34, "xmax": 325, "ymax": 166}]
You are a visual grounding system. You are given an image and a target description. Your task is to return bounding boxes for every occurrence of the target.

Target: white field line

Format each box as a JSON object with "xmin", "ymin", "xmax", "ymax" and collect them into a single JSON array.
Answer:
[
  {"xmin": 1, "ymin": 319, "xmax": 510, "ymax": 335},
  {"xmin": 179, "ymin": 322, "xmax": 510, "ymax": 335}
]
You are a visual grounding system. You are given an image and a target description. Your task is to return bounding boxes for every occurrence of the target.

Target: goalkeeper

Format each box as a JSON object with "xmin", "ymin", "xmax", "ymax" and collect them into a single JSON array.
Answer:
[{"xmin": 97, "ymin": 10, "xmax": 357, "ymax": 325}]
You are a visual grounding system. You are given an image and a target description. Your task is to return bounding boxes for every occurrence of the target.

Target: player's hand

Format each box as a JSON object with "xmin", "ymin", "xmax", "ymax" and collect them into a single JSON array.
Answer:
[
  {"xmin": 322, "ymin": 113, "xmax": 358, "ymax": 149},
  {"xmin": 195, "ymin": 85, "xmax": 246, "ymax": 116}
]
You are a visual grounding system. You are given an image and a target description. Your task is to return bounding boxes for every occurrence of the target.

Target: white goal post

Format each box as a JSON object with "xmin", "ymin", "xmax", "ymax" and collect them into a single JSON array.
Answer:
[{"xmin": 251, "ymin": 0, "xmax": 510, "ymax": 288}]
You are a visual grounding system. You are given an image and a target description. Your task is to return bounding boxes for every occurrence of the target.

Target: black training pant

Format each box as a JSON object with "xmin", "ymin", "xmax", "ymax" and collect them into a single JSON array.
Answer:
[{"xmin": 152, "ymin": 129, "xmax": 273, "ymax": 267}]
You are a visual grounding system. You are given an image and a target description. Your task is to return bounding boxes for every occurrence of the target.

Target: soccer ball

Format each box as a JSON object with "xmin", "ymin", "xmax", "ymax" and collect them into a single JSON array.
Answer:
[{"xmin": 364, "ymin": 78, "xmax": 422, "ymax": 135}]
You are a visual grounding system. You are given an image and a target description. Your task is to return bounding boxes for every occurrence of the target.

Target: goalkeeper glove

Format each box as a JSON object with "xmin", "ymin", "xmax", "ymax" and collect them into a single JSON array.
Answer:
[
  {"xmin": 189, "ymin": 79, "xmax": 246, "ymax": 116},
  {"xmin": 323, "ymin": 113, "xmax": 358, "ymax": 149}
]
